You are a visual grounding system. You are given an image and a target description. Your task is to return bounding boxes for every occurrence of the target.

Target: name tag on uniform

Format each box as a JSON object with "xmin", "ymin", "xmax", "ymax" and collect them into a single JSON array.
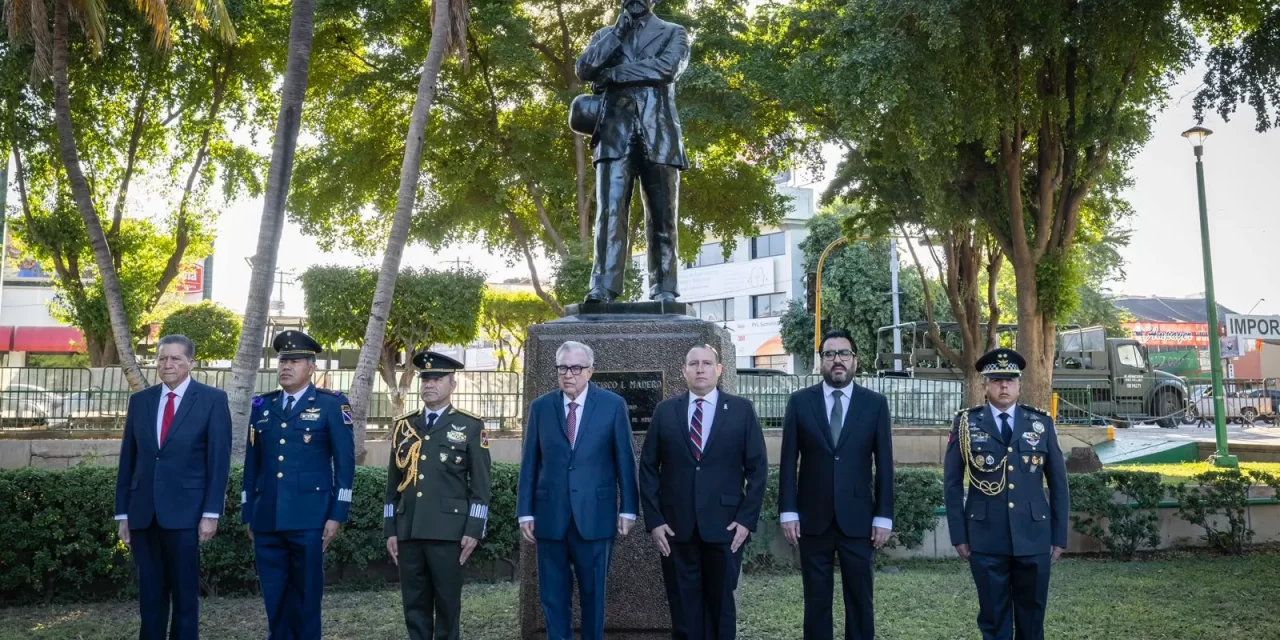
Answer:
[
  {"xmin": 447, "ymin": 430, "xmax": 467, "ymax": 444},
  {"xmin": 301, "ymin": 409, "xmax": 321, "ymax": 421}
]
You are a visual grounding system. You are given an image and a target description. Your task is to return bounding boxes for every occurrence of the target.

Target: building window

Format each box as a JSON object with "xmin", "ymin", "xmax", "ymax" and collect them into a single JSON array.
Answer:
[
  {"xmin": 687, "ymin": 242, "xmax": 730, "ymax": 268},
  {"xmin": 751, "ymin": 293, "xmax": 786, "ymax": 319},
  {"xmin": 691, "ymin": 298, "xmax": 734, "ymax": 322},
  {"xmin": 750, "ymin": 233, "xmax": 785, "ymax": 259},
  {"xmin": 753, "ymin": 354, "xmax": 789, "ymax": 370}
]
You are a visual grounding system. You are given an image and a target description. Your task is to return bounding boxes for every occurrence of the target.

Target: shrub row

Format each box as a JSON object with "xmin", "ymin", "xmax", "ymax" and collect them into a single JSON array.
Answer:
[{"xmin": 2, "ymin": 464, "xmax": 1276, "ymax": 603}]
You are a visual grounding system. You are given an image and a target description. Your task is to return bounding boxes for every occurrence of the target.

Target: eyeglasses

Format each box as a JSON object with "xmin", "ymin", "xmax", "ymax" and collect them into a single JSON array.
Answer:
[
  {"xmin": 556, "ymin": 365, "xmax": 589, "ymax": 376},
  {"xmin": 820, "ymin": 349, "xmax": 855, "ymax": 361}
]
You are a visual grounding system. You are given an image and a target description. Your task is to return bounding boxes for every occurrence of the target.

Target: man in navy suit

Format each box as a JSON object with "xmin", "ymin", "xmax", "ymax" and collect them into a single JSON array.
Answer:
[
  {"xmin": 640, "ymin": 344, "xmax": 767, "ymax": 640},
  {"xmin": 114, "ymin": 334, "xmax": 232, "ymax": 640},
  {"xmin": 242, "ymin": 330, "xmax": 356, "ymax": 639},
  {"xmin": 779, "ymin": 329, "xmax": 895, "ymax": 640},
  {"xmin": 517, "ymin": 340, "xmax": 639, "ymax": 640}
]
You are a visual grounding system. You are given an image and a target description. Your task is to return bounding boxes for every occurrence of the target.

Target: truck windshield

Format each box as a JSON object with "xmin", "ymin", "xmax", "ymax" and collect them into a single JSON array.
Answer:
[{"xmin": 1117, "ymin": 344, "xmax": 1147, "ymax": 369}]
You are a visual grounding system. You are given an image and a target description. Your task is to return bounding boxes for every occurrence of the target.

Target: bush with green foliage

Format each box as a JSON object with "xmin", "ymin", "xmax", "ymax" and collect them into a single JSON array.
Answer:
[
  {"xmin": 159, "ymin": 302, "xmax": 242, "ymax": 362},
  {"xmin": 1068, "ymin": 470, "xmax": 1165, "ymax": 560},
  {"xmin": 1171, "ymin": 468, "xmax": 1280, "ymax": 555}
]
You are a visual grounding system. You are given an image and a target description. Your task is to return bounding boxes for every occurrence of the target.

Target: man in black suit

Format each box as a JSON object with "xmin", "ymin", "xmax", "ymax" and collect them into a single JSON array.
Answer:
[
  {"xmin": 574, "ymin": 0, "xmax": 690, "ymax": 303},
  {"xmin": 779, "ymin": 329, "xmax": 895, "ymax": 640},
  {"xmin": 640, "ymin": 344, "xmax": 767, "ymax": 640}
]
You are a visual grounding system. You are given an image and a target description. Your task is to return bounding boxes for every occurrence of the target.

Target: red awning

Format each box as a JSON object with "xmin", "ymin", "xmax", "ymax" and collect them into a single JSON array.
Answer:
[
  {"xmin": 0, "ymin": 326, "xmax": 12, "ymax": 352},
  {"xmin": 11, "ymin": 326, "xmax": 85, "ymax": 353}
]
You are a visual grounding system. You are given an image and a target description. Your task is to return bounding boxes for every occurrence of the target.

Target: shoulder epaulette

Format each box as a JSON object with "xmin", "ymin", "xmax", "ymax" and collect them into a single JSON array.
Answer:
[
  {"xmin": 395, "ymin": 408, "xmax": 421, "ymax": 421},
  {"xmin": 955, "ymin": 404, "xmax": 983, "ymax": 416},
  {"xmin": 449, "ymin": 406, "xmax": 482, "ymax": 422},
  {"xmin": 252, "ymin": 389, "xmax": 281, "ymax": 407},
  {"xmin": 316, "ymin": 387, "xmax": 345, "ymax": 398},
  {"xmin": 1020, "ymin": 403, "xmax": 1051, "ymax": 418}
]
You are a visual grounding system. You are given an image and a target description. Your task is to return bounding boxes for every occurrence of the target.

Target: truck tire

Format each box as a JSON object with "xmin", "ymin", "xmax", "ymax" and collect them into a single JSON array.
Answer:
[
  {"xmin": 1241, "ymin": 407, "xmax": 1258, "ymax": 425},
  {"xmin": 1155, "ymin": 390, "xmax": 1183, "ymax": 429}
]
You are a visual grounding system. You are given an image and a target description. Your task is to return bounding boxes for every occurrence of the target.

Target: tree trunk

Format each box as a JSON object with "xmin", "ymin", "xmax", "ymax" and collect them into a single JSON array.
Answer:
[
  {"xmin": 227, "ymin": 0, "xmax": 317, "ymax": 456},
  {"xmin": 376, "ymin": 343, "xmax": 407, "ymax": 420},
  {"xmin": 575, "ymin": 134, "xmax": 589, "ymax": 242},
  {"xmin": 85, "ymin": 334, "xmax": 118, "ymax": 367},
  {"xmin": 51, "ymin": 0, "xmax": 148, "ymax": 392},
  {"xmin": 347, "ymin": 0, "xmax": 458, "ymax": 463},
  {"xmin": 1012, "ymin": 258, "xmax": 1054, "ymax": 408}
]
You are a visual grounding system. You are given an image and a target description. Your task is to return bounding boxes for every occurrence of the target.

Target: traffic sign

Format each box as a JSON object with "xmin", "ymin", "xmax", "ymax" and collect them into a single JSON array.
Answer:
[{"xmin": 1225, "ymin": 314, "xmax": 1280, "ymax": 340}]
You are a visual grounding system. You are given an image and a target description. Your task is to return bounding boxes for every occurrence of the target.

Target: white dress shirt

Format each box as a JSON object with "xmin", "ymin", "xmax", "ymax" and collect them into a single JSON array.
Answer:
[
  {"xmin": 116, "ymin": 376, "xmax": 218, "ymax": 521},
  {"xmin": 781, "ymin": 382, "xmax": 893, "ymax": 531},
  {"xmin": 687, "ymin": 388, "xmax": 720, "ymax": 451},
  {"xmin": 989, "ymin": 403, "xmax": 1016, "ymax": 434},
  {"xmin": 519, "ymin": 387, "xmax": 635, "ymax": 524},
  {"xmin": 423, "ymin": 404, "xmax": 450, "ymax": 426}
]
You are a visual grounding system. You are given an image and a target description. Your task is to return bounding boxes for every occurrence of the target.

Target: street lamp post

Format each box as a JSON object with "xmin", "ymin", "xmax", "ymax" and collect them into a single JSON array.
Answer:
[{"xmin": 1182, "ymin": 125, "xmax": 1237, "ymax": 468}]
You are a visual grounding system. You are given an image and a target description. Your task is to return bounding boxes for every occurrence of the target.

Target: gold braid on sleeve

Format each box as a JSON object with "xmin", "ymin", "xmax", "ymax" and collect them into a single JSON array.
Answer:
[
  {"xmin": 393, "ymin": 419, "xmax": 422, "ymax": 493},
  {"xmin": 958, "ymin": 410, "xmax": 1008, "ymax": 497}
]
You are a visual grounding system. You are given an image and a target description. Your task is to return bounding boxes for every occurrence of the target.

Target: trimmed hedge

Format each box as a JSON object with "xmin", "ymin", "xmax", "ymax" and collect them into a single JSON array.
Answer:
[{"xmin": 0, "ymin": 464, "xmax": 947, "ymax": 603}]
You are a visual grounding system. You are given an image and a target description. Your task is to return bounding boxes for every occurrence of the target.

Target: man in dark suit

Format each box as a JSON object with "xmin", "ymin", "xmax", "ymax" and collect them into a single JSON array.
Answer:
[
  {"xmin": 242, "ymin": 330, "xmax": 356, "ymax": 639},
  {"xmin": 516, "ymin": 340, "xmax": 639, "ymax": 640},
  {"xmin": 944, "ymin": 348, "xmax": 1069, "ymax": 640},
  {"xmin": 574, "ymin": 0, "xmax": 690, "ymax": 303},
  {"xmin": 778, "ymin": 329, "xmax": 894, "ymax": 640},
  {"xmin": 114, "ymin": 334, "xmax": 232, "ymax": 640},
  {"xmin": 640, "ymin": 344, "xmax": 767, "ymax": 640}
]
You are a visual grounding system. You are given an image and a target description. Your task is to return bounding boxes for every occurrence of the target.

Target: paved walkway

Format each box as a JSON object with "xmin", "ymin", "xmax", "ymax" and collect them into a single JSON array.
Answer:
[{"xmin": 1117, "ymin": 422, "xmax": 1280, "ymax": 446}]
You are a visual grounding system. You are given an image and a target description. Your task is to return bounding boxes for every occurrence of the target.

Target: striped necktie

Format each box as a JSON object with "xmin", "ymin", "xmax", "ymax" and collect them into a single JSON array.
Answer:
[{"xmin": 690, "ymin": 398, "xmax": 704, "ymax": 459}]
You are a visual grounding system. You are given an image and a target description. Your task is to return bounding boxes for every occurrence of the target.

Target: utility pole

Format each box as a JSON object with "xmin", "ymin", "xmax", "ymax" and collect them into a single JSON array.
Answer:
[{"xmin": 890, "ymin": 238, "xmax": 902, "ymax": 371}]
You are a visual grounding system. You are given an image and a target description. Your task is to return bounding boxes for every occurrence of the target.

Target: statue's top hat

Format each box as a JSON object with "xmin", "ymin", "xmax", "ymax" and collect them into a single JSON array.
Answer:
[{"xmin": 569, "ymin": 93, "xmax": 603, "ymax": 137}]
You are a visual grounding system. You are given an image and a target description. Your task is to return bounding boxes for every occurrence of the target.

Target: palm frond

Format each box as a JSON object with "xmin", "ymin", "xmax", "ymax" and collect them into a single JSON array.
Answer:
[
  {"xmin": 68, "ymin": 0, "xmax": 106, "ymax": 54},
  {"xmin": 173, "ymin": 0, "xmax": 235, "ymax": 43},
  {"xmin": 27, "ymin": 0, "xmax": 51, "ymax": 79},
  {"xmin": 130, "ymin": 0, "xmax": 171, "ymax": 49},
  {"xmin": 430, "ymin": 0, "xmax": 470, "ymax": 67}
]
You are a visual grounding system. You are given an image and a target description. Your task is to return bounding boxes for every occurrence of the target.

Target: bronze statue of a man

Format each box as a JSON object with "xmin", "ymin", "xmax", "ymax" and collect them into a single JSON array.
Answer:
[{"xmin": 570, "ymin": 0, "xmax": 690, "ymax": 304}]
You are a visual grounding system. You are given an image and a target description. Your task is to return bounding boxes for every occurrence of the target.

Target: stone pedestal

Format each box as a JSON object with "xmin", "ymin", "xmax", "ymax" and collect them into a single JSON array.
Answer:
[{"xmin": 518, "ymin": 313, "xmax": 737, "ymax": 640}]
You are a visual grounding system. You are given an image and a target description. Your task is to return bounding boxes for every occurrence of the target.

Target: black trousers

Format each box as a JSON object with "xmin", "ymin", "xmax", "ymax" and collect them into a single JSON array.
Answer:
[
  {"xmin": 398, "ymin": 540, "xmax": 464, "ymax": 640},
  {"xmin": 661, "ymin": 529, "xmax": 743, "ymax": 640},
  {"xmin": 798, "ymin": 529, "xmax": 874, "ymax": 640},
  {"xmin": 130, "ymin": 522, "xmax": 200, "ymax": 640},
  {"xmin": 592, "ymin": 142, "xmax": 680, "ymax": 299},
  {"xmin": 969, "ymin": 552, "xmax": 1051, "ymax": 640}
]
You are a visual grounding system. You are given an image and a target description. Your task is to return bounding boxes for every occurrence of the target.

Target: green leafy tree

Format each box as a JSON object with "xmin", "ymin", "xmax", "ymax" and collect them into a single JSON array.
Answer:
[
  {"xmin": 289, "ymin": 0, "xmax": 808, "ymax": 314},
  {"xmin": 1194, "ymin": 4, "xmax": 1280, "ymax": 131},
  {"xmin": 3, "ymin": 0, "xmax": 235, "ymax": 390},
  {"xmin": 549, "ymin": 242, "xmax": 642, "ymax": 307},
  {"xmin": 748, "ymin": 0, "xmax": 1267, "ymax": 405},
  {"xmin": 480, "ymin": 289, "xmax": 556, "ymax": 372},
  {"xmin": 298, "ymin": 265, "xmax": 485, "ymax": 451},
  {"xmin": 159, "ymin": 302, "xmax": 242, "ymax": 362},
  {"xmin": 778, "ymin": 207, "xmax": 934, "ymax": 374}
]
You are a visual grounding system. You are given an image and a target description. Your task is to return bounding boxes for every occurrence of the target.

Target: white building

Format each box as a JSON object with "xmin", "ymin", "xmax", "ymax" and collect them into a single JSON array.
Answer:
[{"xmin": 634, "ymin": 180, "xmax": 816, "ymax": 373}]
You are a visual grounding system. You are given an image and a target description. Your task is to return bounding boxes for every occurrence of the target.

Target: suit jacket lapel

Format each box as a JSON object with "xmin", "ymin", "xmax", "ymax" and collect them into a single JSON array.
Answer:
[
  {"xmin": 980, "ymin": 407, "xmax": 1006, "ymax": 445},
  {"xmin": 701, "ymin": 392, "xmax": 729, "ymax": 455},
  {"xmin": 835, "ymin": 384, "xmax": 863, "ymax": 451},
  {"xmin": 146, "ymin": 385, "xmax": 163, "ymax": 451},
  {"xmin": 577, "ymin": 385, "xmax": 601, "ymax": 447},
  {"xmin": 634, "ymin": 17, "xmax": 665, "ymax": 59},
  {"xmin": 677, "ymin": 392, "xmax": 699, "ymax": 461},
  {"xmin": 808, "ymin": 384, "xmax": 836, "ymax": 452},
  {"xmin": 161, "ymin": 381, "xmax": 199, "ymax": 449}
]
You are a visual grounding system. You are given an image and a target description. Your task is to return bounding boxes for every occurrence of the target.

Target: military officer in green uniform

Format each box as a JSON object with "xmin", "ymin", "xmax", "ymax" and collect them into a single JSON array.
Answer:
[{"xmin": 385, "ymin": 351, "xmax": 492, "ymax": 640}]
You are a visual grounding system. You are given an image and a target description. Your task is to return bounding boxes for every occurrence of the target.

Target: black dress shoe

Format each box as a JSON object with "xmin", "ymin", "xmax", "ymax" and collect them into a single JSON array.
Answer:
[{"xmin": 583, "ymin": 288, "xmax": 615, "ymax": 303}]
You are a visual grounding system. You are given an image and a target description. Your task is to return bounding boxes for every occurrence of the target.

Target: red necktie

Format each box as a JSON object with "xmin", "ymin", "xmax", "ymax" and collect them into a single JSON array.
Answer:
[
  {"xmin": 160, "ymin": 392, "xmax": 176, "ymax": 446},
  {"xmin": 567, "ymin": 402, "xmax": 578, "ymax": 448},
  {"xmin": 691, "ymin": 396, "xmax": 711, "ymax": 458}
]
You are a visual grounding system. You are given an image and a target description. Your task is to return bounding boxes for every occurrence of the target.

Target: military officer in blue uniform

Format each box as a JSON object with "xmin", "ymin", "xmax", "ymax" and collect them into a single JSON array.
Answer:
[
  {"xmin": 944, "ymin": 348, "xmax": 1069, "ymax": 640},
  {"xmin": 242, "ymin": 330, "xmax": 356, "ymax": 639},
  {"xmin": 384, "ymin": 351, "xmax": 491, "ymax": 640}
]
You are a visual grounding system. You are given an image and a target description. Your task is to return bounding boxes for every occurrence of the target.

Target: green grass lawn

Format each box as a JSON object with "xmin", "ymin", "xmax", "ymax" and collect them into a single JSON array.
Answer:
[
  {"xmin": 1107, "ymin": 461, "xmax": 1280, "ymax": 483},
  {"xmin": 5, "ymin": 552, "xmax": 1279, "ymax": 639}
]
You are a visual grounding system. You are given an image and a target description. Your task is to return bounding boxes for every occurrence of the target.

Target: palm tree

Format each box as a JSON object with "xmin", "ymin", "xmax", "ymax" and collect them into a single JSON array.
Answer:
[
  {"xmin": 6, "ymin": 0, "xmax": 234, "ymax": 392},
  {"xmin": 345, "ymin": 0, "xmax": 469, "ymax": 461},
  {"xmin": 226, "ymin": 0, "xmax": 317, "ymax": 454}
]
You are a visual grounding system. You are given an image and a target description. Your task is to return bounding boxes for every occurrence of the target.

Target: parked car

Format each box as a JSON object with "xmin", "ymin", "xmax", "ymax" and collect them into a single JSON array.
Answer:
[{"xmin": 1184, "ymin": 386, "xmax": 1274, "ymax": 425}]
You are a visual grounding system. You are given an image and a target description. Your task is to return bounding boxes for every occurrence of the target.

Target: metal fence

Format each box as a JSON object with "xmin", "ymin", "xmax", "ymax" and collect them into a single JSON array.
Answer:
[{"xmin": 736, "ymin": 375, "xmax": 964, "ymax": 427}]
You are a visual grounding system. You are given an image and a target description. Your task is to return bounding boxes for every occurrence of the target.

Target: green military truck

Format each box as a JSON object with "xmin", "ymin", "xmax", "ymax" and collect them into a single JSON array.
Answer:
[{"xmin": 871, "ymin": 323, "xmax": 1190, "ymax": 428}]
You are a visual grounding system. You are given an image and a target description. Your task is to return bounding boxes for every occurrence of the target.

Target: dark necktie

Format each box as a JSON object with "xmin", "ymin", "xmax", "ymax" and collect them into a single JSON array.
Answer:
[
  {"xmin": 427, "ymin": 413, "xmax": 438, "ymax": 429},
  {"xmin": 830, "ymin": 389, "xmax": 844, "ymax": 442},
  {"xmin": 284, "ymin": 395, "xmax": 295, "ymax": 415},
  {"xmin": 567, "ymin": 402, "xmax": 579, "ymax": 448},
  {"xmin": 999, "ymin": 412, "xmax": 1012, "ymax": 442},
  {"xmin": 690, "ymin": 398, "xmax": 704, "ymax": 459}
]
